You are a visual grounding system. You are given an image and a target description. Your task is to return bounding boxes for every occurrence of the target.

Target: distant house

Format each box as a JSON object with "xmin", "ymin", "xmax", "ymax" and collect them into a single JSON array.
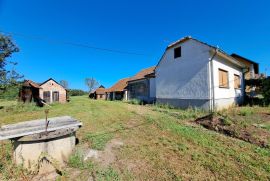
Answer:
[
  {"xmin": 127, "ymin": 66, "xmax": 156, "ymax": 103},
  {"xmin": 155, "ymin": 36, "xmax": 247, "ymax": 110},
  {"xmin": 106, "ymin": 78, "xmax": 130, "ymax": 101},
  {"xmin": 19, "ymin": 78, "xmax": 67, "ymax": 105},
  {"xmin": 39, "ymin": 78, "xmax": 67, "ymax": 103},
  {"xmin": 89, "ymin": 85, "xmax": 106, "ymax": 100}
]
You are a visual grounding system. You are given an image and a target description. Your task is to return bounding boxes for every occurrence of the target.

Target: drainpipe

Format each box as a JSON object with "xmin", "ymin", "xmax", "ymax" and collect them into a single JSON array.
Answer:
[{"xmin": 209, "ymin": 48, "xmax": 218, "ymax": 113}]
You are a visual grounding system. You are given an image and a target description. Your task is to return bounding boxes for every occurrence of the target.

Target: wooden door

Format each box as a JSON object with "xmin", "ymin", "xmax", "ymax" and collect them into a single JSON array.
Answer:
[{"xmin": 52, "ymin": 91, "xmax": 59, "ymax": 102}]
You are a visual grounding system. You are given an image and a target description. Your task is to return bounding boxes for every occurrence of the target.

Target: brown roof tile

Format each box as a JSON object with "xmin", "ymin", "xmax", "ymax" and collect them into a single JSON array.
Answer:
[
  {"xmin": 23, "ymin": 80, "xmax": 41, "ymax": 89},
  {"xmin": 106, "ymin": 78, "xmax": 130, "ymax": 92},
  {"xmin": 95, "ymin": 86, "xmax": 106, "ymax": 94},
  {"xmin": 128, "ymin": 66, "xmax": 156, "ymax": 82}
]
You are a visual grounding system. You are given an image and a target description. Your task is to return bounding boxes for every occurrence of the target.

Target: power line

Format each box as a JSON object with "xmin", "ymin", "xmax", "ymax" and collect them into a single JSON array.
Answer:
[{"xmin": 0, "ymin": 30, "xmax": 149, "ymax": 56}]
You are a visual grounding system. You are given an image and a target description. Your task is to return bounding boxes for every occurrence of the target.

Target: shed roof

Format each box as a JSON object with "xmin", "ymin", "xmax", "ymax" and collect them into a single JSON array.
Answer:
[
  {"xmin": 128, "ymin": 66, "xmax": 156, "ymax": 82},
  {"xmin": 23, "ymin": 80, "xmax": 41, "ymax": 89},
  {"xmin": 107, "ymin": 78, "xmax": 130, "ymax": 92},
  {"xmin": 95, "ymin": 85, "xmax": 106, "ymax": 94}
]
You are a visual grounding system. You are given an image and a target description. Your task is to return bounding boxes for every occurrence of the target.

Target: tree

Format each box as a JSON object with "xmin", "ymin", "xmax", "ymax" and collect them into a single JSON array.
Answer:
[
  {"xmin": 85, "ymin": 77, "xmax": 99, "ymax": 92},
  {"xmin": 0, "ymin": 34, "xmax": 22, "ymax": 92},
  {"xmin": 60, "ymin": 80, "xmax": 69, "ymax": 89}
]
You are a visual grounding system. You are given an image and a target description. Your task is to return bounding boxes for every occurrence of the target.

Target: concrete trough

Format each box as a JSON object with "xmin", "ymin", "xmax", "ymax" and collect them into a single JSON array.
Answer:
[{"xmin": 0, "ymin": 116, "xmax": 82, "ymax": 172}]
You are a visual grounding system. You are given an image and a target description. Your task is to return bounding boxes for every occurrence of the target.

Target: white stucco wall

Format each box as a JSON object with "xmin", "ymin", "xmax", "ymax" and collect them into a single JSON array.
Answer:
[
  {"xmin": 156, "ymin": 39, "xmax": 211, "ymax": 100},
  {"xmin": 149, "ymin": 78, "xmax": 156, "ymax": 98},
  {"xmin": 211, "ymin": 55, "xmax": 244, "ymax": 109}
]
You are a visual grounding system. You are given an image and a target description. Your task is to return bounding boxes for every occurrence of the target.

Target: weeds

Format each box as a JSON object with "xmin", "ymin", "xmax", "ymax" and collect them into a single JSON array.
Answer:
[
  {"xmin": 239, "ymin": 107, "xmax": 254, "ymax": 116},
  {"xmin": 96, "ymin": 166, "xmax": 120, "ymax": 181},
  {"xmin": 85, "ymin": 133, "xmax": 113, "ymax": 150},
  {"xmin": 68, "ymin": 149, "xmax": 94, "ymax": 170}
]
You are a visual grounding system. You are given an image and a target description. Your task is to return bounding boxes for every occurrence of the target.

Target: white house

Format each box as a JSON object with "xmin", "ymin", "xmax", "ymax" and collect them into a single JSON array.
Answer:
[{"xmin": 155, "ymin": 36, "xmax": 246, "ymax": 111}]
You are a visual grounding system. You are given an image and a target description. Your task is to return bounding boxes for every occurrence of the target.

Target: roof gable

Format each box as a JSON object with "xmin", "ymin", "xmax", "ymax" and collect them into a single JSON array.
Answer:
[
  {"xmin": 39, "ymin": 78, "xmax": 66, "ymax": 90},
  {"xmin": 156, "ymin": 36, "xmax": 246, "ymax": 69}
]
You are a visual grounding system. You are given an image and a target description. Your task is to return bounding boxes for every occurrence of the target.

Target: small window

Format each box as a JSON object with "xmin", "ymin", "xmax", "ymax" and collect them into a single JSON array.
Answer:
[
  {"xmin": 174, "ymin": 46, "xmax": 181, "ymax": 59},
  {"xmin": 219, "ymin": 69, "xmax": 229, "ymax": 88},
  {"xmin": 234, "ymin": 74, "xmax": 241, "ymax": 89}
]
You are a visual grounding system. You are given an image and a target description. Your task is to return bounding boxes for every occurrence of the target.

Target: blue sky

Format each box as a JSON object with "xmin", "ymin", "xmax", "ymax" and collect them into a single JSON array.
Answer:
[{"xmin": 0, "ymin": 0, "xmax": 269, "ymax": 90}]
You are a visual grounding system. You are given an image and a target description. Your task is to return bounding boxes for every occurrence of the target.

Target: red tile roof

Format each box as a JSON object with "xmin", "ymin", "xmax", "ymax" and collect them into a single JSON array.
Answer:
[
  {"xmin": 95, "ymin": 86, "xmax": 106, "ymax": 94},
  {"xmin": 128, "ymin": 66, "xmax": 156, "ymax": 82},
  {"xmin": 106, "ymin": 78, "xmax": 130, "ymax": 92}
]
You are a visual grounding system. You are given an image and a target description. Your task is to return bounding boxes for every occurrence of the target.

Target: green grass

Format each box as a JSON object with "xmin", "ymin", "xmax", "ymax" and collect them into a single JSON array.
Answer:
[
  {"xmin": 85, "ymin": 133, "xmax": 113, "ymax": 150},
  {"xmin": 0, "ymin": 96, "xmax": 270, "ymax": 180}
]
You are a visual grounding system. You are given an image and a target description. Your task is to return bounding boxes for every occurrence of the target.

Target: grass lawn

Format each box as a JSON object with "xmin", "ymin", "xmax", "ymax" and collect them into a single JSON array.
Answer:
[{"xmin": 0, "ymin": 96, "xmax": 270, "ymax": 180}]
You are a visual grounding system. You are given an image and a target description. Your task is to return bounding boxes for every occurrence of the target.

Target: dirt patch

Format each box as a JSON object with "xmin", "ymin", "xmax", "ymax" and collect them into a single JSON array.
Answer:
[
  {"xmin": 84, "ymin": 139, "xmax": 124, "ymax": 167},
  {"xmin": 195, "ymin": 114, "xmax": 270, "ymax": 148}
]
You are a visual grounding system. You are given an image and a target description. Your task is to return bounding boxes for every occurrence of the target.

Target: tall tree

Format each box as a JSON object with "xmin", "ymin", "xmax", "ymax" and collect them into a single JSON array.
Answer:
[
  {"xmin": 85, "ymin": 77, "xmax": 99, "ymax": 93},
  {"xmin": 60, "ymin": 80, "xmax": 69, "ymax": 89},
  {"xmin": 0, "ymin": 34, "xmax": 22, "ymax": 92}
]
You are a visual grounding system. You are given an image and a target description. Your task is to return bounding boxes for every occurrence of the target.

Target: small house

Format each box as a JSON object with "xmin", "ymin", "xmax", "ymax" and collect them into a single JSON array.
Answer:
[
  {"xmin": 106, "ymin": 78, "xmax": 130, "ymax": 101},
  {"xmin": 19, "ymin": 78, "xmax": 67, "ymax": 105},
  {"xmin": 127, "ymin": 66, "xmax": 156, "ymax": 103}
]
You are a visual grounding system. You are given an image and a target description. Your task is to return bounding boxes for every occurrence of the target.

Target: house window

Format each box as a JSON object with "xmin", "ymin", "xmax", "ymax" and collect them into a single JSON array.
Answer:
[
  {"xmin": 43, "ymin": 91, "xmax": 50, "ymax": 103},
  {"xmin": 234, "ymin": 74, "xmax": 241, "ymax": 89},
  {"xmin": 174, "ymin": 46, "xmax": 181, "ymax": 59},
  {"xmin": 219, "ymin": 69, "xmax": 229, "ymax": 88}
]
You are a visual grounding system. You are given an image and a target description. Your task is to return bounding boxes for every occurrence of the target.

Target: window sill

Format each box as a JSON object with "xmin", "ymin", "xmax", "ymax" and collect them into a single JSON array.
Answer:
[{"xmin": 219, "ymin": 86, "xmax": 230, "ymax": 89}]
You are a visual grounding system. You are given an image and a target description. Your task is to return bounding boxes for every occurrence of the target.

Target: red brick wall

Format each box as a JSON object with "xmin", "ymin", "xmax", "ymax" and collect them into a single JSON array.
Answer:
[{"xmin": 39, "ymin": 80, "xmax": 66, "ymax": 103}]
